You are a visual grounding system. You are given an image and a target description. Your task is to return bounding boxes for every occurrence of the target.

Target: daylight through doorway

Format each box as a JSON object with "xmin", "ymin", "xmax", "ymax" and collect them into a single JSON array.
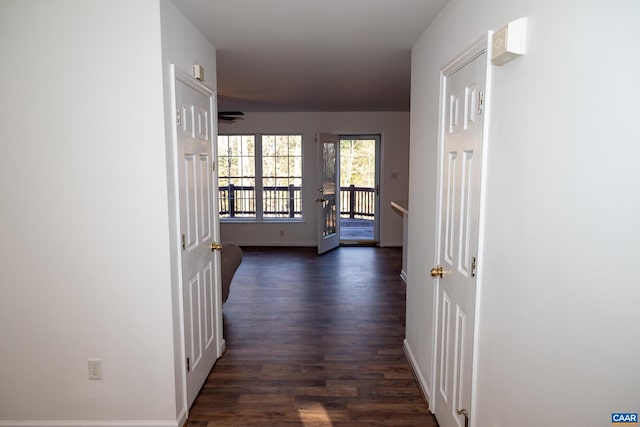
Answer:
[{"xmin": 339, "ymin": 135, "xmax": 380, "ymax": 244}]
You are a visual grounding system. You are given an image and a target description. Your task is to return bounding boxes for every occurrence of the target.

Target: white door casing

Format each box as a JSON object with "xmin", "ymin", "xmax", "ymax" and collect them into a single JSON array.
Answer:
[
  {"xmin": 432, "ymin": 44, "xmax": 488, "ymax": 427},
  {"xmin": 338, "ymin": 134, "xmax": 381, "ymax": 244},
  {"xmin": 373, "ymin": 135, "xmax": 381, "ymax": 243},
  {"xmin": 173, "ymin": 66, "xmax": 223, "ymax": 410},
  {"xmin": 317, "ymin": 132, "xmax": 340, "ymax": 254}
]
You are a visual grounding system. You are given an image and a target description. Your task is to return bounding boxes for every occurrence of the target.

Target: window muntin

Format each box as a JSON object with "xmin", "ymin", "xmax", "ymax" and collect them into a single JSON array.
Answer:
[
  {"xmin": 217, "ymin": 134, "xmax": 303, "ymax": 220},
  {"xmin": 262, "ymin": 135, "xmax": 302, "ymax": 218}
]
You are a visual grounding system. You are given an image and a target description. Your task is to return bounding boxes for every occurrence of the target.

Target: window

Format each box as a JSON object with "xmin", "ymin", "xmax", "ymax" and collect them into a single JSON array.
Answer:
[
  {"xmin": 217, "ymin": 135, "xmax": 256, "ymax": 218},
  {"xmin": 217, "ymin": 134, "xmax": 303, "ymax": 220}
]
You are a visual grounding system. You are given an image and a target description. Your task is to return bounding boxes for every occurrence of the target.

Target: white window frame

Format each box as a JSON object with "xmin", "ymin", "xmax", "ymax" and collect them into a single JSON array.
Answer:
[{"xmin": 217, "ymin": 133, "xmax": 304, "ymax": 222}]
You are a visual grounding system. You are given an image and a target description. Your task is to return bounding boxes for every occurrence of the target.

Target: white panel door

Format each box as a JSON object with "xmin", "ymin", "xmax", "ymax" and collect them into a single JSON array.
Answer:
[
  {"xmin": 175, "ymin": 75, "xmax": 222, "ymax": 409},
  {"xmin": 433, "ymin": 51, "xmax": 486, "ymax": 427},
  {"xmin": 317, "ymin": 132, "xmax": 340, "ymax": 254}
]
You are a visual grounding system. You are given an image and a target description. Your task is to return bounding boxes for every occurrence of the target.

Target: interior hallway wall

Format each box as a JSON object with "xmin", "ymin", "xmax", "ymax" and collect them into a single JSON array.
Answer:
[
  {"xmin": 406, "ymin": 1, "xmax": 640, "ymax": 426},
  {"xmin": 159, "ymin": 0, "xmax": 218, "ymax": 421},
  {"xmin": 0, "ymin": 0, "xmax": 178, "ymax": 423}
]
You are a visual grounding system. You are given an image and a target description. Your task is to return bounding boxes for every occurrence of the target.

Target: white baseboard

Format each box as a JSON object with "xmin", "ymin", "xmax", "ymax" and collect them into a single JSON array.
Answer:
[
  {"xmin": 176, "ymin": 407, "xmax": 187, "ymax": 427},
  {"xmin": 403, "ymin": 339, "xmax": 433, "ymax": 410},
  {"xmin": 230, "ymin": 241, "xmax": 316, "ymax": 247},
  {"xmin": 0, "ymin": 421, "xmax": 179, "ymax": 427},
  {"xmin": 230, "ymin": 241, "xmax": 404, "ymax": 248}
]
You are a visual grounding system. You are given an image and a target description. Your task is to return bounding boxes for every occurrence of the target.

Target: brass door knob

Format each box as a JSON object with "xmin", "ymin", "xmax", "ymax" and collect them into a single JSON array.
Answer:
[
  {"xmin": 210, "ymin": 242, "xmax": 223, "ymax": 251},
  {"xmin": 430, "ymin": 266, "xmax": 444, "ymax": 278}
]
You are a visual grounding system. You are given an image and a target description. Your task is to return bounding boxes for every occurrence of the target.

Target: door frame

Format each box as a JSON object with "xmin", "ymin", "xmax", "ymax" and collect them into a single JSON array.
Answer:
[
  {"xmin": 167, "ymin": 64, "xmax": 223, "ymax": 418},
  {"xmin": 431, "ymin": 35, "xmax": 493, "ymax": 426},
  {"xmin": 338, "ymin": 134, "xmax": 381, "ymax": 244}
]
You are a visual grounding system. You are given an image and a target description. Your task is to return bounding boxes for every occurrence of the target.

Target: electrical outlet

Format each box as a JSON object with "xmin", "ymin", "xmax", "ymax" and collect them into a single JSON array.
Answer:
[{"xmin": 88, "ymin": 359, "xmax": 102, "ymax": 380}]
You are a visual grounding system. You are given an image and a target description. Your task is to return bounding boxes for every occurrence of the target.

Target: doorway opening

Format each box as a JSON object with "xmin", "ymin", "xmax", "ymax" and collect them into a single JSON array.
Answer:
[{"xmin": 339, "ymin": 135, "xmax": 380, "ymax": 245}]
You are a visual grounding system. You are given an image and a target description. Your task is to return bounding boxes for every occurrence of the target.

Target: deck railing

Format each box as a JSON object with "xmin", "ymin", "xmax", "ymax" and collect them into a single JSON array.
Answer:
[
  {"xmin": 339, "ymin": 185, "xmax": 375, "ymax": 219},
  {"xmin": 219, "ymin": 184, "xmax": 302, "ymax": 218},
  {"xmin": 218, "ymin": 184, "xmax": 375, "ymax": 219}
]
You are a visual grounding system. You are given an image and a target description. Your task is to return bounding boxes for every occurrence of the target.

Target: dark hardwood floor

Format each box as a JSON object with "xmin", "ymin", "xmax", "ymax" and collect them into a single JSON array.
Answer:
[{"xmin": 186, "ymin": 246, "xmax": 437, "ymax": 426}]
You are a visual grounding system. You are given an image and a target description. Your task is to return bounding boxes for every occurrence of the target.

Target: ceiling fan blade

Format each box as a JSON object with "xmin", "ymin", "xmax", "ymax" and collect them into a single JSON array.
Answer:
[{"xmin": 218, "ymin": 111, "xmax": 244, "ymax": 122}]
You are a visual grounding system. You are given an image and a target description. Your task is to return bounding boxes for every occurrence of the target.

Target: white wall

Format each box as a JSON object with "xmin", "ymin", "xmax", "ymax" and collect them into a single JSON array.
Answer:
[
  {"xmin": 159, "ymin": 0, "xmax": 217, "ymax": 421},
  {"xmin": 406, "ymin": 0, "xmax": 640, "ymax": 426},
  {"xmin": 0, "ymin": 1, "xmax": 178, "ymax": 425},
  {"xmin": 218, "ymin": 111, "xmax": 410, "ymax": 247}
]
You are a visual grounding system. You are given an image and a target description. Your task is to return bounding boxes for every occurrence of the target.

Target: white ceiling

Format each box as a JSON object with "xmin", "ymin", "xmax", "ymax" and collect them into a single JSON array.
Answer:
[{"xmin": 170, "ymin": 0, "xmax": 448, "ymax": 112}]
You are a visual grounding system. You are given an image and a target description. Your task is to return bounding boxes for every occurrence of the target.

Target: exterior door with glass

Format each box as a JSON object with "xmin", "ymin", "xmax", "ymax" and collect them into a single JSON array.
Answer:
[{"xmin": 317, "ymin": 132, "xmax": 340, "ymax": 254}]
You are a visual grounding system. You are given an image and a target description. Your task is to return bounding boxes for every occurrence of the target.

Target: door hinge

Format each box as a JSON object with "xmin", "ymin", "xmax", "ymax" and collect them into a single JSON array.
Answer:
[
  {"xmin": 176, "ymin": 109, "xmax": 182, "ymax": 126},
  {"xmin": 211, "ymin": 162, "xmax": 215, "ymax": 173},
  {"xmin": 477, "ymin": 91, "xmax": 484, "ymax": 115},
  {"xmin": 186, "ymin": 357, "xmax": 190, "ymax": 372},
  {"xmin": 181, "ymin": 234, "xmax": 186, "ymax": 251},
  {"xmin": 471, "ymin": 256, "xmax": 477, "ymax": 277},
  {"xmin": 376, "ymin": 184, "xmax": 380, "ymax": 196}
]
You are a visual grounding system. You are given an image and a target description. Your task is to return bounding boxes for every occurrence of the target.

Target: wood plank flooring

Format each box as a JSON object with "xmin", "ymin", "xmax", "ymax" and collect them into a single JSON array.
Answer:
[{"xmin": 186, "ymin": 246, "xmax": 437, "ymax": 427}]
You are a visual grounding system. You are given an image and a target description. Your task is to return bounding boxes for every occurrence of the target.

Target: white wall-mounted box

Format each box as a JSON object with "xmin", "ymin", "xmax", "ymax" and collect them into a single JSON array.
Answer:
[
  {"xmin": 492, "ymin": 18, "xmax": 527, "ymax": 66},
  {"xmin": 193, "ymin": 64, "xmax": 205, "ymax": 81}
]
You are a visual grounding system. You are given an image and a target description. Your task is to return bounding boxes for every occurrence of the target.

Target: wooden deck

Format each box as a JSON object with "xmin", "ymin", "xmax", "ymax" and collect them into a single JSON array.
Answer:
[{"xmin": 340, "ymin": 218, "xmax": 374, "ymax": 242}]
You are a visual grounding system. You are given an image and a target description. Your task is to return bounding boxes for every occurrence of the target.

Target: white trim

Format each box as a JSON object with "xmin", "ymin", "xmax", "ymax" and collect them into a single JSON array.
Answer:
[
  {"xmin": 0, "ymin": 421, "xmax": 179, "ymax": 427},
  {"xmin": 167, "ymin": 64, "xmax": 187, "ymax": 419},
  {"xmin": 217, "ymin": 133, "xmax": 305, "ymax": 221},
  {"xmin": 173, "ymin": 66, "xmax": 214, "ymax": 97},
  {"xmin": 430, "ymin": 45, "xmax": 447, "ymax": 414},
  {"xmin": 219, "ymin": 338, "xmax": 226, "ymax": 357},
  {"xmin": 432, "ymin": 34, "xmax": 491, "ymax": 421},
  {"xmin": 175, "ymin": 406, "xmax": 187, "ymax": 427},
  {"xmin": 378, "ymin": 242, "xmax": 402, "ymax": 248},
  {"xmin": 335, "ymin": 133, "xmax": 382, "ymax": 243},
  {"xmin": 376, "ymin": 133, "xmax": 383, "ymax": 244},
  {"xmin": 441, "ymin": 40, "xmax": 487, "ymax": 76},
  {"xmin": 227, "ymin": 241, "xmax": 316, "ymax": 247},
  {"xmin": 403, "ymin": 339, "xmax": 433, "ymax": 411},
  {"xmin": 470, "ymin": 32, "xmax": 494, "ymax": 427},
  {"xmin": 168, "ymin": 64, "xmax": 222, "ymax": 415},
  {"xmin": 223, "ymin": 241, "xmax": 404, "ymax": 248}
]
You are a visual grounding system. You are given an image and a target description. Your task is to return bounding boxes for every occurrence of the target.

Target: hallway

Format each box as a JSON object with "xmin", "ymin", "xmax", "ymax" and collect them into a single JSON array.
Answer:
[{"xmin": 186, "ymin": 247, "xmax": 437, "ymax": 426}]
